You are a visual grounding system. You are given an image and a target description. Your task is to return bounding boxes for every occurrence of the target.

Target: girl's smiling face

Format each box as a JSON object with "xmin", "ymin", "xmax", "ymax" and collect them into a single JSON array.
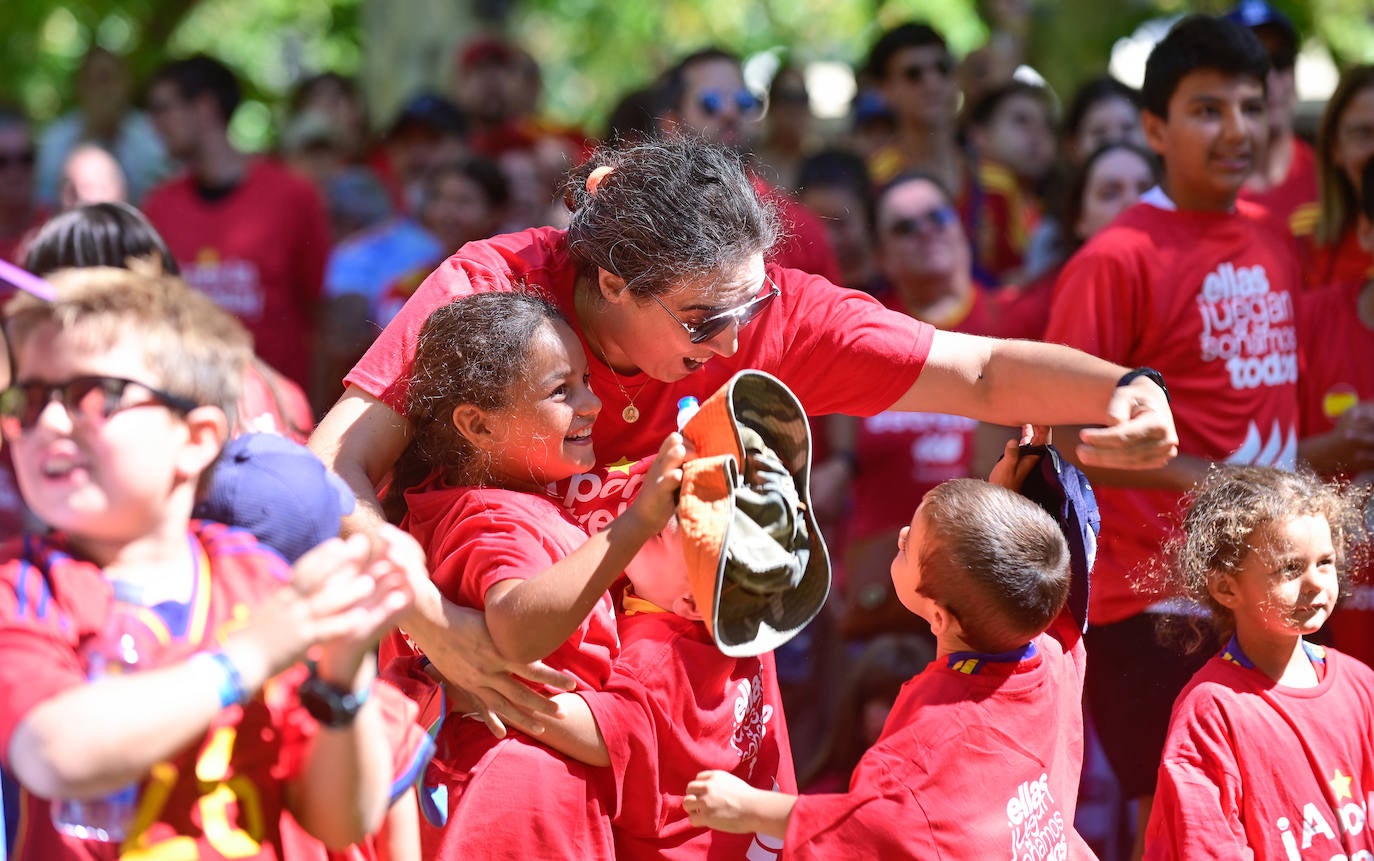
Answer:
[{"xmin": 481, "ymin": 318, "xmax": 602, "ymax": 490}]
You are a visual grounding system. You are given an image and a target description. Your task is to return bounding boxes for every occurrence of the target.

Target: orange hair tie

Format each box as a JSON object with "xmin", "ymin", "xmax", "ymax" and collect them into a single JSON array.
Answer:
[{"xmin": 586, "ymin": 165, "xmax": 614, "ymax": 196}]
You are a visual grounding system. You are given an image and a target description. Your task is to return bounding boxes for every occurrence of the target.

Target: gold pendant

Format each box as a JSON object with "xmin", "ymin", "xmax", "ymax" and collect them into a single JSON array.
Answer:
[{"xmin": 622, "ymin": 404, "xmax": 640, "ymax": 423}]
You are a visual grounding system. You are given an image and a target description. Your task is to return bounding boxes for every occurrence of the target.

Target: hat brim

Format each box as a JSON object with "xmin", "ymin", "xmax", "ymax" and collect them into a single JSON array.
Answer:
[{"xmin": 679, "ymin": 370, "xmax": 831, "ymax": 657}]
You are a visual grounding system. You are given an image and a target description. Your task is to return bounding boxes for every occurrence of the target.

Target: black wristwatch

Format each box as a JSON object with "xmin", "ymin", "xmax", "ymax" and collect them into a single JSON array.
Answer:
[
  {"xmin": 1117, "ymin": 367, "xmax": 1170, "ymax": 403},
  {"xmin": 299, "ymin": 663, "xmax": 371, "ymax": 728}
]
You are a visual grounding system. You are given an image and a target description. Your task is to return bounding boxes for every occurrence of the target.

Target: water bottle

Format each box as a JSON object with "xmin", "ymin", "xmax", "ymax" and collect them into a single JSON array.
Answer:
[
  {"xmin": 676, "ymin": 396, "xmax": 700, "ymax": 431},
  {"xmin": 51, "ymin": 605, "xmax": 144, "ymax": 842}
]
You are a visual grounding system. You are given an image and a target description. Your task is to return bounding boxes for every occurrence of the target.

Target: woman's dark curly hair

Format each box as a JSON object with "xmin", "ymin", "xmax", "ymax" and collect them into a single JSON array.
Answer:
[
  {"xmin": 564, "ymin": 135, "xmax": 780, "ymax": 298},
  {"xmin": 383, "ymin": 289, "xmax": 564, "ymax": 521}
]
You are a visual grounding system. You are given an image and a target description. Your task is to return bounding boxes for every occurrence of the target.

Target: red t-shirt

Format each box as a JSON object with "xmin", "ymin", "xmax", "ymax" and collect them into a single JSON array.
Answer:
[
  {"xmin": 237, "ymin": 358, "xmax": 314, "ymax": 443},
  {"xmin": 382, "ymin": 482, "xmax": 621, "ymax": 861},
  {"xmin": 1239, "ymin": 138, "xmax": 1318, "ymax": 235},
  {"xmin": 143, "ymin": 159, "xmax": 330, "ymax": 388},
  {"xmin": 752, "ymin": 175, "xmax": 843, "ymax": 286},
  {"xmin": 784, "ymin": 611, "xmax": 1092, "ymax": 859},
  {"xmin": 579, "ymin": 604, "xmax": 794, "ymax": 861},
  {"xmin": 848, "ymin": 288, "xmax": 1004, "ymax": 542},
  {"xmin": 1297, "ymin": 280, "xmax": 1374, "ymax": 666},
  {"xmin": 1045, "ymin": 198, "xmax": 1302, "ymax": 624},
  {"xmin": 386, "ymin": 482, "xmax": 618, "ymax": 689},
  {"xmin": 1144, "ymin": 647, "xmax": 1374, "ymax": 859},
  {"xmin": 345, "ymin": 227, "xmax": 932, "ymax": 532},
  {"xmin": 998, "ymin": 263, "xmax": 1062, "ymax": 342},
  {"xmin": 1300, "ymin": 227, "xmax": 1374, "ymax": 293},
  {"xmin": 0, "ymin": 522, "xmax": 317, "ymax": 861}
]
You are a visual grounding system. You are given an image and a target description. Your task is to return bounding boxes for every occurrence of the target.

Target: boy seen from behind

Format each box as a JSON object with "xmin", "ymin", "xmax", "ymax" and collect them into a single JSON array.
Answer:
[{"xmin": 684, "ymin": 435, "xmax": 1097, "ymax": 859}]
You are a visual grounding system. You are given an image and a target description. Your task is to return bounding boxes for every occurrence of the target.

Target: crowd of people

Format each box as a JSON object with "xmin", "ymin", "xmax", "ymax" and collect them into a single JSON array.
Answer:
[{"xmin": 0, "ymin": 1, "xmax": 1372, "ymax": 859}]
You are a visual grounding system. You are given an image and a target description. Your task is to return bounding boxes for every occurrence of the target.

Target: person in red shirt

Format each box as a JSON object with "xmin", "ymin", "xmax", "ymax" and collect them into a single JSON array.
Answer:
[
  {"xmin": 1143, "ymin": 467, "xmax": 1374, "ymax": 860},
  {"xmin": 0, "ymin": 266, "xmax": 416, "ymax": 860},
  {"xmin": 1002, "ymin": 140, "xmax": 1159, "ymax": 342},
  {"xmin": 21, "ymin": 202, "xmax": 315, "ymax": 443},
  {"xmin": 963, "ymin": 81, "xmax": 1057, "ymax": 284},
  {"xmin": 1045, "ymin": 17, "xmax": 1301, "ymax": 858},
  {"xmin": 1229, "ymin": 1, "xmax": 1318, "ymax": 233},
  {"xmin": 685, "ymin": 441, "xmax": 1097, "ymax": 859},
  {"xmin": 1302, "ymin": 65, "xmax": 1374, "ymax": 288},
  {"xmin": 1296, "ymin": 157, "xmax": 1374, "ymax": 667},
  {"xmin": 379, "ymin": 291, "xmax": 685, "ymax": 860},
  {"xmin": 863, "ymin": 23, "xmax": 963, "ymax": 198},
  {"xmin": 143, "ymin": 55, "xmax": 330, "ymax": 392},
  {"xmin": 306, "ymin": 137, "xmax": 1180, "ymax": 736},
  {"xmin": 832, "ymin": 171, "xmax": 1003, "ymax": 639}
]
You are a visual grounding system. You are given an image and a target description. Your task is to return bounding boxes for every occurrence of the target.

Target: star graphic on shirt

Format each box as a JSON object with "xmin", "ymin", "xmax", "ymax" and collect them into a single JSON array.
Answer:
[
  {"xmin": 605, "ymin": 457, "xmax": 636, "ymax": 475},
  {"xmin": 1330, "ymin": 769, "xmax": 1354, "ymax": 801}
]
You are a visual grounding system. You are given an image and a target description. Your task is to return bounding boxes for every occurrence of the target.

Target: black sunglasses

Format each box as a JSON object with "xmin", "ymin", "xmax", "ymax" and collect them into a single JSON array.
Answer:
[
  {"xmin": 0, "ymin": 375, "xmax": 199, "ymax": 437},
  {"xmin": 887, "ymin": 205, "xmax": 959, "ymax": 237},
  {"xmin": 698, "ymin": 89, "xmax": 763, "ymax": 118},
  {"xmin": 0, "ymin": 149, "xmax": 35, "ymax": 170},
  {"xmin": 900, "ymin": 57, "xmax": 954, "ymax": 84},
  {"xmin": 649, "ymin": 276, "xmax": 781, "ymax": 345}
]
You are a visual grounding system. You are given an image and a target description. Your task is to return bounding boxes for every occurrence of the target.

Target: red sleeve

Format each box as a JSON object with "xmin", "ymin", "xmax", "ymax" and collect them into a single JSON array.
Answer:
[
  {"xmin": 577, "ymin": 673, "xmax": 660, "ymax": 824},
  {"xmin": 1142, "ymin": 690, "xmax": 1249, "ymax": 860},
  {"xmin": 344, "ymin": 254, "xmax": 517, "ymax": 409},
  {"xmin": 425, "ymin": 502, "xmax": 566, "ymax": 609},
  {"xmin": 1043, "ymin": 237, "xmax": 1146, "ymax": 363},
  {"xmin": 769, "ymin": 268, "xmax": 934, "ymax": 417}
]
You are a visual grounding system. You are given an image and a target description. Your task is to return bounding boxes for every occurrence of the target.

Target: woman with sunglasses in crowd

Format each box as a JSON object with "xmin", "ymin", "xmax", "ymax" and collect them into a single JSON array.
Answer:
[{"xmin": 308, "ymin": 136, "xmax": 1181, "ymax": 731}]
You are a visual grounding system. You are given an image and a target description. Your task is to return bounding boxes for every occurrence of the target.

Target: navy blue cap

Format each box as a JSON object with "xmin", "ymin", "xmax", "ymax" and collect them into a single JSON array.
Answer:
[
  {"xmin": 194, "ymin": 433, "xmax": 355, "ymax": 563},
  {"xmin": 1016, "ymin": 444, "xmax": 1099, "ymax": 633}
]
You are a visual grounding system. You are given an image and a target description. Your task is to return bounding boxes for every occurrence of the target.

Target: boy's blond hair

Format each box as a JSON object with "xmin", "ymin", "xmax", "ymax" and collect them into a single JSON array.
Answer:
[
  {"xmin": 5, "ymin": 265, "xmax": 252, "ymax": 427},
  {"xmin": 915, "ymin": 479, "xmax": 1070, "ymax": 653}
]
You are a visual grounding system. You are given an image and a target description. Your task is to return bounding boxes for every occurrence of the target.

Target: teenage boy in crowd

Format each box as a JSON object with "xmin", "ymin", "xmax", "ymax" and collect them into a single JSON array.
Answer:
[{"xmin": 1043, "ymin": 15, "xmax": 1302, "ymax": 858}]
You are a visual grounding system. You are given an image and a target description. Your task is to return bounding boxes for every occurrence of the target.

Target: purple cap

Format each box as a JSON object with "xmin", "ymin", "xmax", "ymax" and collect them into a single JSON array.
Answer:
[
  {"xmin": 194, "ymin": 433, "xmax": 356, "ymax": 563},
  {"xmin": 1016, "ymin": 444, "xmax": 1100, "ymax": 633}
]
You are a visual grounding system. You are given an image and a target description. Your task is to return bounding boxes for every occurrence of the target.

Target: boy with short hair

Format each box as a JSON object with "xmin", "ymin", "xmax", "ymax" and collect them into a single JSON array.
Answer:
[
  {"xmin": 682, "ymin": 443, "xmax": 1097, "ymax": 859},
  {"xmin": 0, "ymin": 266, "xmax": 415, "ymax": 859},
  {"xmin": 1043, "ymin": 15, "xmax": 1301, "ymax": 853}
]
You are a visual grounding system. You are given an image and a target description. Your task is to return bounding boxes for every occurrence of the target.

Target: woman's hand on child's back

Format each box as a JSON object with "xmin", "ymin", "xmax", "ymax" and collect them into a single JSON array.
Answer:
[{"xmin": 624, "ymin": 432, "xmax": 687, "ymax": 538}]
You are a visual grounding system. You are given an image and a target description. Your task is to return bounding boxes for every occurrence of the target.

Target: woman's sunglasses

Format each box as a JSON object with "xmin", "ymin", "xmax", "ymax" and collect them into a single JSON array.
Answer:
[{"xmin": 650, "ymin": 276, "xmax": 781, "ymax": 345}]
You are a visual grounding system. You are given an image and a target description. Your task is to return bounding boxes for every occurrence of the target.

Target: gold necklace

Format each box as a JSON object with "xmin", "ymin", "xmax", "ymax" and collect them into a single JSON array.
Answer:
[{"xmin": 588, "ymin": 337, "xmax": 650, "ymax": 423}]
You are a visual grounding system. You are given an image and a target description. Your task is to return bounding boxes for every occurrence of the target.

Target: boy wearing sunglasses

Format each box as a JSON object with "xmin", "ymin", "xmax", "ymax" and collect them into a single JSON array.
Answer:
[{"xmin": 0, "ymin": 266, "xmax": 419, "ymax": 860}]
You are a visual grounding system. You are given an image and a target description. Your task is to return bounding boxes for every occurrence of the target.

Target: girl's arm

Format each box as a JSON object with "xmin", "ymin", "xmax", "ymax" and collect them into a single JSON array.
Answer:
[
  {"xmin": 483, "ymin": 434, "xmax": 685, "ymax": 664},
  {"xmin": 504, "ymin": 692, "xmax": 610, "ymax": 767}
]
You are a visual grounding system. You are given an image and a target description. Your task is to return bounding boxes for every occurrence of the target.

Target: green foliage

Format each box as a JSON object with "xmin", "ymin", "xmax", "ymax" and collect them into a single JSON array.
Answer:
[{"xmin": 2, "ymin": 0, "xmax": 1370, "ymax": 152}]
